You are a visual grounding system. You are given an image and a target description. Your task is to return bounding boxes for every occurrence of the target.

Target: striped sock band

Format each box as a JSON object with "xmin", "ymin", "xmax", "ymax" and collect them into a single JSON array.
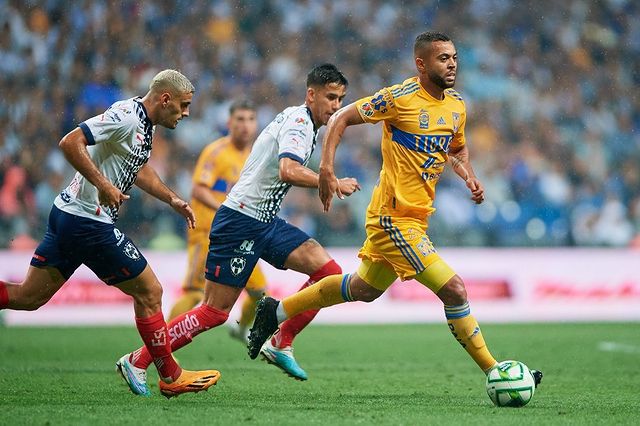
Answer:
[
  {"xmin": 444, "ymin": 301, "xmax": 471, "ymax": 319},
  {"xmin": 340, "ymin": 274, "xmax": 354, "ymax": 302}
]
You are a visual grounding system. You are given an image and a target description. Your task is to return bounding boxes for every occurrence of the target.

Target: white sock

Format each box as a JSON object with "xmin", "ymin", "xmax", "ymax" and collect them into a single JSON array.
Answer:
[{"xmin": 275, "ymin": 302, "xmax": 287, "ymax": 323}]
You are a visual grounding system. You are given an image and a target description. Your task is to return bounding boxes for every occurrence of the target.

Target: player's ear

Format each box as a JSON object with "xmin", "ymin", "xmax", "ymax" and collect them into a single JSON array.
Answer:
[
  {"xmin": 415, "ymin": 57, "xmax": 426, "ymax": 73},
  {"xmin": 160, "ymin": 92, "xmax": 171, "ymax": 107},
  {"xmin": 306, "ymin": 86, "xmax": 316, "ymax": 104}
]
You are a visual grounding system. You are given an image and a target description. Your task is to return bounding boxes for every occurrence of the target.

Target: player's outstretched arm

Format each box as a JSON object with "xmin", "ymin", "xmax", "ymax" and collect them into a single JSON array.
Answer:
[
  {"xmin": 135, "ymin": 163, "xmax": 196, "ymax": 228},
  {"xmin": 319, "ymin": 104, "xmax": 365, "ymax": 212},
  {"xmin": 59, "ymin": 128, "xmax": 128, "ymax": 210},
  {"xmin": 449, "ymin": 144, "xmax": 484, "ymax": 204}
]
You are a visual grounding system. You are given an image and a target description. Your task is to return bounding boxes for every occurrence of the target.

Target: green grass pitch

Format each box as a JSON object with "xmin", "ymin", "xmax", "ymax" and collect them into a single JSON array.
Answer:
[{"xmin": 1, "ymin": 322, "xmax": 638, "ymax": 425}]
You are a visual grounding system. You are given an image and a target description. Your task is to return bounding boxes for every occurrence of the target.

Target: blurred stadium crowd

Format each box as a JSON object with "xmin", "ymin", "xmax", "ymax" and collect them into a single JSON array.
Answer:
[{"xmin": 1, "ymin": 0, "xmax": 639, "ymax": 249}]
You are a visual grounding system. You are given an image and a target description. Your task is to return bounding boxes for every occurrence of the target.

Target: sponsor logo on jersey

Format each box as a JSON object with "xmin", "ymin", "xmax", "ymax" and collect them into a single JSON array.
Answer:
[
  {"xmin": 113, "ymin": 228, "xmax": 125, "ymax": 246},
  {"xmin": 230, "ymin": 257, "xmax": 246, "ymax": 276},
  {"xmin": 437, "ymin": 116, "xmax": 446, "ymax": 125},
  {"xmin": 295, "ymin": 117, "xmax": 308, "ymax": 125},
  {"xmin": 235, "ymin": 240, "xmax": 255, "ymax": 255},
  {"xmin": 60, "ymin": 190, "xmax": 71, "ymax": 203},
  {"xmin": 452, "ymin": 112, "xmax": 460, "ymax": 132},
  {"xmin": 418, "ymin": 109, "xmax": 429, "ymax": 129}
]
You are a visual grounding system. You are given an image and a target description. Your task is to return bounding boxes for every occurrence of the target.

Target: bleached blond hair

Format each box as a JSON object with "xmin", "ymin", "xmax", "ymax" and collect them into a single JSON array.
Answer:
[{"xmin": 149, "ymin": 69, "xmax": 194, "ymax": 94}]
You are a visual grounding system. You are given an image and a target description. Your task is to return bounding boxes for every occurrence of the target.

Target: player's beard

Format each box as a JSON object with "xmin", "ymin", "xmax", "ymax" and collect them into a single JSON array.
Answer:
[{"xmin": 429, "ymin": 71, "xmax": 455, "ymax": 89}]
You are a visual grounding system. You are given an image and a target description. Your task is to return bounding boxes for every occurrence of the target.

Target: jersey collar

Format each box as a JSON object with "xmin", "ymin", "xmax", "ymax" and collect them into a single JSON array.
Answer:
[{"xmin": 134, "ymin": 97, "xmax": 153, "ymax": 127}]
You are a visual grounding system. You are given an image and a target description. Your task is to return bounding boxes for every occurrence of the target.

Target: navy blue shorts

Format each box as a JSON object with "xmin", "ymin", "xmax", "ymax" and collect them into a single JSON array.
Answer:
[
  {"xmin": 205, "ymin": 205, "xmax": 310, "ymax": 287},
  {"xmin": 30, "ymin": 206, "xmax": 148, "ymax": 285}
]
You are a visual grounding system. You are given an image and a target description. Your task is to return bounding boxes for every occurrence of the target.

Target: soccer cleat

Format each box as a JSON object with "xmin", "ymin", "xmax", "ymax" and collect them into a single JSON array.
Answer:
[
  {"xmin": 228, "ymin": 321, "xmax": 250, "ymax": 344},
  {"xmin": 531, "ymin": 369, "xmax": 543, "ymax": 388},
  {"xmin": 247, "ymin": 297, "xmax": 280, "ymax": 359},
  {"xmin": 260, "ymin": 341, "xmax": 308, "ymax": 381},
  {"xmin": 116, "ymin": 354, "xmax": 151, "ymax": 397},
  {"xmin": 158, "ymin": 369, "xmax": 221, "ymax": 399}
]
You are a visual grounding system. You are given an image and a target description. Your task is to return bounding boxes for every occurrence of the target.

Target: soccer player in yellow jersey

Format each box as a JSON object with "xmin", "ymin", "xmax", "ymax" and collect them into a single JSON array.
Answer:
[
  {"xmin": 248, "ymin": 32, "xmax": 542, "ymax": 388},
  {"xmin": 169, "ymin": 99, "xmax": 268, "ymax": 343}
]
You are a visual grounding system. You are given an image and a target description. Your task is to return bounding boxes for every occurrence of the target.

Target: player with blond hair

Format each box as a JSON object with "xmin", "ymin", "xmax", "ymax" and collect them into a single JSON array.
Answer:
[{"xmin": 0, "ymin": 69, "xmax": 220, "ymax": 398}]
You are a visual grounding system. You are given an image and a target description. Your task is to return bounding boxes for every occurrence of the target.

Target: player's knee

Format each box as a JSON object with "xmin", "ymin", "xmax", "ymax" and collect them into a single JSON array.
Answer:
[
  {"xmin": 350, "ymin": 276, "xmax": 383, "ymax": 303},
  {"xmin": 437, "ymin": 275, "xmax": 467, "ymax": 305},
  {"xmin": 245, "ymin": 288, "xmax": 266, "ymax": 300}
]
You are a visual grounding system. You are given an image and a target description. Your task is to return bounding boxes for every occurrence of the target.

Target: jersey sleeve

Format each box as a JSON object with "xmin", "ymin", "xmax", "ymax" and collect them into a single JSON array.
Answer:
[
  {"xmin": 354, "ymin": 86, "xmax": 399, "ymax": 124},
  {"xmin": 192, "ymin": 143, "xmax": 220, "ymax": 188},
  {"xmin": 451, "ymin": 105, "xmax": 467, "ymax": 150},
  {"xmin": 277, "ymin": 111, "xmax": 313, "ymax": 164},
  {"xmin": 78, "ymin": 103, "xmax": 137, "ymax": 146}
]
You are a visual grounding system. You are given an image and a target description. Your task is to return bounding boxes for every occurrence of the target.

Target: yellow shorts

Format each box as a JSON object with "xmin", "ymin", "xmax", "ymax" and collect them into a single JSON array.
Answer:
[
  {"xmin": 357, "ymin": 215, "xmax": 455, "ymax": 293},
  {"xmin": 183, "ymin": 233, "xmax": 267, "ymax": 292}
]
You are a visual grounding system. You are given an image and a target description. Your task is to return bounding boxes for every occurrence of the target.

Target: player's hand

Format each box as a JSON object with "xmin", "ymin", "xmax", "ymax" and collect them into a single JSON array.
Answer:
[
  {"xmin": 319, "ymin": 168, "xmax": 339, "ymax": 212},
  {"xmin": 97, "ymin": 183, "xmax": 129, "ymax": 211},
  {"xmin": 338, "ymin": 177, "xmax": 361, "ymax": 197},
  {"xmin": 170, "ymin": 196, "xmax": 196, "ymax": 229},
  {"xmin": 466, "ymin": 177, "xmax": 485, "ymax": 204}
]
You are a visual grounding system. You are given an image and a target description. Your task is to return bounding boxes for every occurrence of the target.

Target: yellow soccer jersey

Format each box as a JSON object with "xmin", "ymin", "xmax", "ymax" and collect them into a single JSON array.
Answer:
[
  {"xmin": 190, "ymin": 136, "xmax": 251, "ymax": 236},
  {"xmin": 355, "ymin": 76, "xmax": 466, "ymax": 220}
]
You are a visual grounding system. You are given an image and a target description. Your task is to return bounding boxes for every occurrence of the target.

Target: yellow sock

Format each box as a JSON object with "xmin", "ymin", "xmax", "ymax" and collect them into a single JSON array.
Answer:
[
  {"xmin": 168, "ymin": 290, "xmax": 203, "ymax": 321},
  {"xmin": 445, "ymin": 302, "xmax": 497, "ymax": 372},
  {"xmin": 282, "ymin": 273, "xmax": 349, "ymax": 318},
  {"xmin": 239, "ymin": 294, "xmax": 260, "ymax": 328}
]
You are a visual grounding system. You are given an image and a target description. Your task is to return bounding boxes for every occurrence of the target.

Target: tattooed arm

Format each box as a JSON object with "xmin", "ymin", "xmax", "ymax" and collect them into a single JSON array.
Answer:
[{"xmin": 449, "ymin": 144, "xmax": 485, "ymax": 204}]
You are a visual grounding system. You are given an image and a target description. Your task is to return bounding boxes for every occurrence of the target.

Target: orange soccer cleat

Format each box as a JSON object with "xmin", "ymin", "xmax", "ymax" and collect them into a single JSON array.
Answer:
[{"xmin": 158, "ymin": 369, "xmax": 221, "ymax": 399}]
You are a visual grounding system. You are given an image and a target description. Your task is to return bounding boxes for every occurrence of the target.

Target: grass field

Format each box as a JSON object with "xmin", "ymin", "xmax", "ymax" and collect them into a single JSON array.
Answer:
[{"xmin": 1, "ymin": 322, "xmax": 638, "ymax": 425}]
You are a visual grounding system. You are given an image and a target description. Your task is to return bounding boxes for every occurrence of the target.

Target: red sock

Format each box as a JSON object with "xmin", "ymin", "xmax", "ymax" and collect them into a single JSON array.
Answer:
[
  {"xmin": 134, "ymin": 312, "xmax": 181, "ymax": 381},
  {"xmin": 131, "ymin": 304, "xmax": 229, "ymax": 370},
  {"xmin": 272, "ymin": 260, "xmax": 342, "ymax": 348},
  {"xmin": 0, "ymin": 281, "xmax": 8, "ymax": 308}
]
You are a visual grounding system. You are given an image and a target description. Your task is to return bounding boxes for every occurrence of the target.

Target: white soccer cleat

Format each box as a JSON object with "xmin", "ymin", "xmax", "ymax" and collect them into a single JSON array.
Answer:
[
  {"xmin": 116, "ymin": 353, "xmax": 151, "ymax": 396},
  {"xmin": 260, "ymin": 341, "xmax": 308, "ymax": 381},
  {"xmin": 228, "ymin": 322, "xmax": 250, "ymax": 344}
]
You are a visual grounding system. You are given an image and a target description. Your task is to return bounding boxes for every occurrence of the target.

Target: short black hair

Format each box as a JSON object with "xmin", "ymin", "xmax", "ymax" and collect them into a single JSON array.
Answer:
[
  {"xmin": 306, "ymin": 63, "xmax": 348, "ymax": 88},
  {"xmin": 414, "ymin": 31, "xmax": 452, "ymax": 54},
  {"xmin": 229, "ymin": 98, "xmax": 255, "ymax": 115}
]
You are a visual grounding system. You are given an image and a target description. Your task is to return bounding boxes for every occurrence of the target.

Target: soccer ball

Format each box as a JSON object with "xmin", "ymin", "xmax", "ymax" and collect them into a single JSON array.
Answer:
[{"xmin": 486, "ymin": 360, "xmax": 535, "ymax": 407}]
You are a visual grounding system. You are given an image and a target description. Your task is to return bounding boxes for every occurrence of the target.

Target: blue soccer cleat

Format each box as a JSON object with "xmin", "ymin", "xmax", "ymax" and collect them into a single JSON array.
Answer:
[
  {"xmin": 260, "ymin": 341, "xmax": 308, "ymax": 381},
  {"xmin": 116, "ymin": 353, "xmax": 151, "ymax": 397}
]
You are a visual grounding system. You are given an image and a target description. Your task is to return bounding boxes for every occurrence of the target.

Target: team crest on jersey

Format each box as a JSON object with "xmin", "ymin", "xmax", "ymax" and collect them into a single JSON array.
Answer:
[
  {"xmin": 452, "ymin": 112, "xmax": 460, "ymax": 132},
  {"xmin": 360, "ymin": 102, "xmax": 374, "ymax": 117},
  {"xmin": 418, "ymin": 109, "xmax": 429, "ymax": 129},
  {"xmin": 370, "ymin": 93, "xmax": 388, "ymax": 113},
  {"xmin": 60, "ymin": 190, "xmax": 71, "ymax": 203},
  {"xmin": 416, "ymin": 235, "xmax": 436, "ymax": 257},
  {"xmin": 230, "ymin": 257, "xmax": 246, "ymax": 276},
  {"xmin": 123, "ymin": 242, "xmax": 140, "ymax": 260}
]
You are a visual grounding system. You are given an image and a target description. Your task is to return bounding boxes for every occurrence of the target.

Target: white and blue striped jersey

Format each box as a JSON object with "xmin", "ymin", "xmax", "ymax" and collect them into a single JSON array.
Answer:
[
  {"xmin": 224, "ymin": 104, "xmax": 317, "ymax": 222},
  {"xmin": 54, "ymin": 97, "xmax": 154, "ymax": 223}
]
